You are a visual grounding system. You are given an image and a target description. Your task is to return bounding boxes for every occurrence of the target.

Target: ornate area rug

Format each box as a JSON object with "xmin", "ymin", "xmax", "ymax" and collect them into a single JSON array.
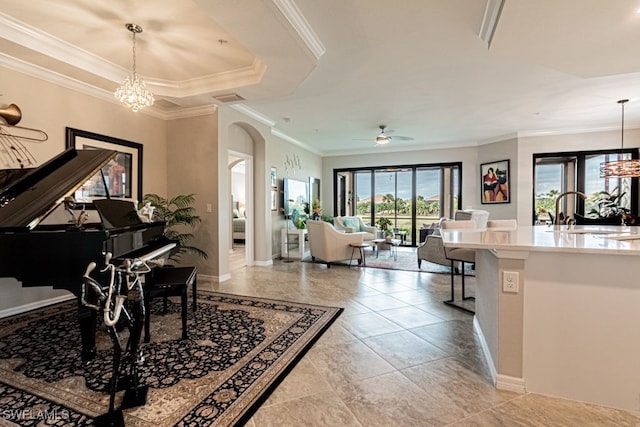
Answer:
[{"xmin": 0, "ymin": 292, "xmax": 342, "ymax": 426}]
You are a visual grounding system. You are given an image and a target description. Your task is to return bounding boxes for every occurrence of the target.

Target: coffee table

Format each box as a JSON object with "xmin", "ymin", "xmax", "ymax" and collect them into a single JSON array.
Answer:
[{"xmin": 371, "ymin": 238, "xmax": 401, "ymax": 260}]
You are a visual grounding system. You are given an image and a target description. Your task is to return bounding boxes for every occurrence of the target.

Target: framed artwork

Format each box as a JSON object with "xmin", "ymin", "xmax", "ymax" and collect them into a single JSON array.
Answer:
[
  {"xmin": 65, "ymin": 127, "xmax": 143, "ymax": 201},
  {"xmin": 271, "ymin": 189, "xmax": 278, "ymax": 211},
  {"xmin": 270, "ymin": 167, "xmax": 277, "ymax": 188},
  {"xmin": 481, "ymin": 159, "xmax": 510, "ymax": 204}
]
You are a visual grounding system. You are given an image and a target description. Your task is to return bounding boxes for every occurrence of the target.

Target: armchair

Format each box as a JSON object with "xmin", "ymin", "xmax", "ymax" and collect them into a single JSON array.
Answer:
[
  {"xmin": 306, "ymin": 220, "xmax": 364, "ymax": 267},
  {"xmin": 417, "ymin": 231, "xmax": 452, "ymax": 270},
  {"xmin": 334, "ymin": 216, "xmax": 377, "ymax": 241}
]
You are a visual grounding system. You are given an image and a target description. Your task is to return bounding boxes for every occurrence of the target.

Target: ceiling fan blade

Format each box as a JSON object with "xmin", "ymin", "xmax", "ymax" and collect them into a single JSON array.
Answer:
[{"xmin": 393, "ymin": 136, "xmax": 414, "ymax": 141}]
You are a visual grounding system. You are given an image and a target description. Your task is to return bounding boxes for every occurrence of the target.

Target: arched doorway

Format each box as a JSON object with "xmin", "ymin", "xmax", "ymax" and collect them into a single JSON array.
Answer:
[{"xmin": 228, "ymin": 151, "xmax": 253, "ymax": 270}]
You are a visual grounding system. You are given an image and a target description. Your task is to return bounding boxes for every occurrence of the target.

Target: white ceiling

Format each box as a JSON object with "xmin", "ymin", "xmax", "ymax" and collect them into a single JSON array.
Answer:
[{"xmin": 2, "ymin": 0, "xmax": 640, "ymax": 156}]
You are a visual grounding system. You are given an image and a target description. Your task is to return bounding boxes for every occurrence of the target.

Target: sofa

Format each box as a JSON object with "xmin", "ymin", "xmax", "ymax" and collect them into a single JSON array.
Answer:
[
  {"xmin": 333, "ymin": 216, "xmax": 378, "ymax": 241},
  {"xmin": 306, "ymin": 220, "xmax": 364, "ymax": 267}
]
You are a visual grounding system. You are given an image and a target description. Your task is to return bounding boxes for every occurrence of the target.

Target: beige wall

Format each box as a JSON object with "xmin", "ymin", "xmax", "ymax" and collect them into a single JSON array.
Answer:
[
  {"xmin": 166, "ymin": 112, "xmax": 219, "ymax": 277},
  {"xmin": 217, "ymin": 106, "xmax": 323, "ymax": 269},
  {"xmin": 0, "ymin": 65, "xmax": 167, "ymax": 313},
  {"xmin": 477, "ymin": 137, "xmax": 518, "ymax": 220}
]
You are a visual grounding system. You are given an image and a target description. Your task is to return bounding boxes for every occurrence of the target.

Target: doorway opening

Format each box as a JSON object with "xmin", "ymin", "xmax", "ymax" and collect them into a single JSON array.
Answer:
[{"xmin": 229, "ymin": 152, "xmax": 254, "ymax": 270}]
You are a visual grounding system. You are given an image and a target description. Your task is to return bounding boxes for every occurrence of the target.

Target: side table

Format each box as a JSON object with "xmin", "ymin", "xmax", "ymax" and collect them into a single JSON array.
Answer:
[{"xmin": 349, "ymin": 242, "xmax": 370, "ymax": 266}]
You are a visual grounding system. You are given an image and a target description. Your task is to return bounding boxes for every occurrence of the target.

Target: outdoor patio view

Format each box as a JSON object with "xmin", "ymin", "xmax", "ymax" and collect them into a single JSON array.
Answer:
[{"xmin": 340, "ymin": 164, "xmax": 460, "ymax": 246}]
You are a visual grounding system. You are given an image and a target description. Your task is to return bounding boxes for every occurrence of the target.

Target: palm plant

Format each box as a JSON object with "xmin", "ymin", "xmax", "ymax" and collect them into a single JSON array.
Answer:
[{"xmin": 140, "ymin": 193, "xmax": 208, "ymax": 261}]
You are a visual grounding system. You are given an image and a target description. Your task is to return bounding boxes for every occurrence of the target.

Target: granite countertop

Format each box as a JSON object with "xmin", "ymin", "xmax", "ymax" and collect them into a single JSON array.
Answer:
[{"xmin": 440, "ymin": 225, "xmax": 640, "ymax": 256}]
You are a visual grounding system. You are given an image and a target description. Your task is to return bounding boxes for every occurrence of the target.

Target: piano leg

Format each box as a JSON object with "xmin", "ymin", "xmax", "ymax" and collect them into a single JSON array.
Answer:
[{"xmin": 77, "ymin": 304, "xmax": 97, "ymax": 361}]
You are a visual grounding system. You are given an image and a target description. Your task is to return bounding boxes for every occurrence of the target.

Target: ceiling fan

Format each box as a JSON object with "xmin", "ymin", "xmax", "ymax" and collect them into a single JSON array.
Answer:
[{"xmin": 356, "ymin": 125, "xmax": 414, "ymax": 145}]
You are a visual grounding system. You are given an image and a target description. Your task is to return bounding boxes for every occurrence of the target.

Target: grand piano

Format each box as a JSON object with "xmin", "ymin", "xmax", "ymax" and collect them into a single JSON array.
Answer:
[{"xmin": 0, "ymin": 148, "xmax": 177, "ymax": 359}]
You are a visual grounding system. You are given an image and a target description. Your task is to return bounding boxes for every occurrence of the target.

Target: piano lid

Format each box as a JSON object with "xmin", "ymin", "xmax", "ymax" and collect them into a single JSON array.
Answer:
[{"xmin": 0, "ymin": 148, "xmax": 117, "ymax": 231}]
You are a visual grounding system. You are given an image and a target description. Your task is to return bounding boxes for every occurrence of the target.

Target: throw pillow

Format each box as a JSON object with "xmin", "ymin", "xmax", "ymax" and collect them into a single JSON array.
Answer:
[
  {"xmin": 343, "ymin": 217, "xmax": 360, "ymax": 232},
  {"xmin": 232, "ymin": 209, "xmax": 240, "ymax": 218}
]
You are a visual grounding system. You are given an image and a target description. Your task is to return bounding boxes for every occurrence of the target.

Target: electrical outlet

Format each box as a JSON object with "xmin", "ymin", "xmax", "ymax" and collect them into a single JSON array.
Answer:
[{"xmin": 503, "ymin": 271, "xmax": 519, "ymax": 293}]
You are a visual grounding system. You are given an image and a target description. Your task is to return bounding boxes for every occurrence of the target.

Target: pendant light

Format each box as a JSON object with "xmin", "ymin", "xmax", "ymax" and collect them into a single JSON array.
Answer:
[
  {"xmin": 114, "ymin": 23, "xmax": 155, "ymax": 112},
  {"xmin": 600, "ymin": 99, "xmax": 640, "ymax": 178}
]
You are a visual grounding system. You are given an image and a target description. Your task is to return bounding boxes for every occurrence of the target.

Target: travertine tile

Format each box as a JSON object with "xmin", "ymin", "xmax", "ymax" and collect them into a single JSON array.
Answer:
[
  {"xmin": 336, "ymin": 371, "xmax": 462, "ymax": 426},
  {"xmin": 222, "ymin": 256, "xmax": 640, "ymax": 426},
  {"xmin": 306, "ymin": 339, "xmax": 395, "ymax": 388},
  {"xmin": 341, "ymin": 311, "xmax": 404, "ymax": 339},
  {"xmin": 377, "ymin": 305, "xmax": 445, "ymax": 329},
  {"xmin": 361, "ymin": 330, "xmax": 448, "ymax": 369},
  {"xmin": 262, "ymin": 358, "xmax": 334, "ymax": 406},
  {"xmin": 251, "ymin": 390, "xmax": 362, "ymax": 427}
]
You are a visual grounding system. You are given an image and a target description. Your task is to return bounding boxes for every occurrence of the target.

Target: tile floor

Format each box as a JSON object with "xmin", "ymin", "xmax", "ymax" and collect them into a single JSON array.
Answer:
[{"xmin": 199, "ymin": 256, "xmax": 640, "ymax": 426}]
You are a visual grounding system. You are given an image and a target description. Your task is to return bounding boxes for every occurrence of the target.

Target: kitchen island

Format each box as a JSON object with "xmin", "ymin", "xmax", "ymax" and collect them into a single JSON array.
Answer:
[{"xmin": 441, "ymin": 224, "xmax": 640, "ymax": 412}]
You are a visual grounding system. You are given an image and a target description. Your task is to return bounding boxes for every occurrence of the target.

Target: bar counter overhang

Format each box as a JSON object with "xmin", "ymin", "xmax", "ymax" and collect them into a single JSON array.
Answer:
[{"xmin": 441, "ymin": 224, "xmax": 640, "ymax": 413}]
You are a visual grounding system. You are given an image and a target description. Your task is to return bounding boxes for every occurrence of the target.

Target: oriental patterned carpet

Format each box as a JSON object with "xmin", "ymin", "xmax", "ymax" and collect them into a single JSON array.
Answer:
[{"xmin": 0, "ymin": 292, "xmax": 342, "ymax": 426}]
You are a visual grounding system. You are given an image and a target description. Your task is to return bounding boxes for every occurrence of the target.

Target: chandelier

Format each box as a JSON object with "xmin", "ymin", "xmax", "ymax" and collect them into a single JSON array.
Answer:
[
  {"xmin": 114, "ymin": 23, "xmax": 154, "ymax": 112},
  {"xmin": 600, "ymin": 99, "xmax": 640, "ymax": 178}
]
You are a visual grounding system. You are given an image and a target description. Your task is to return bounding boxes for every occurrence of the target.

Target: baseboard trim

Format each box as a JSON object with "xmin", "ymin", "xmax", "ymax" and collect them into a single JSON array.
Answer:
[
  {"xmin": 496, "ymin": 374, "xmax": 526, "ymax": 394},
  {"xmin": 473, "ymin": 316, "xmax": 526, "ymax": 394},
  {"xmin": 0, "ymin": 294, "xmax": 75, "ymax": 319},
  {"xmin": 473, "ymin": 316, "xmax": 497, "ymax": 384},
  {"xmin": 254, "ymin": 259, "xmax": 273, "ymax": 267},
  {"xmin": 197, "ymin": 273, "xmax": 232, "ymax": 283}
]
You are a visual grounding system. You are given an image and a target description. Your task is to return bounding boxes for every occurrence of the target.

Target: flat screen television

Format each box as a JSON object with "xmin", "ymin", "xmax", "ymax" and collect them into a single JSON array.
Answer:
[{"xmin": 283, "ymin": 177, "xmax": 308, "ymax": 217}]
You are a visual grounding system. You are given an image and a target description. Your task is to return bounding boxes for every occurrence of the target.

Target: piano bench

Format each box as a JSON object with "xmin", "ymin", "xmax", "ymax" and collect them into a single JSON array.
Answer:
[{"xmin": 144, "ymin": 266, "xmax": 198, "ymax": 343}]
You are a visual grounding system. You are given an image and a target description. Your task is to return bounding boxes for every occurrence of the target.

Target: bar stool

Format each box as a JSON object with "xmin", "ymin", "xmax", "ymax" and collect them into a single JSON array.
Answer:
[
  {"xmin": 441, "ymin": 220, "xmax": 476, "ymax": 313},
  {"xmin": 144, "ymin": 266, "xmax": 197, "ymax": 342}
]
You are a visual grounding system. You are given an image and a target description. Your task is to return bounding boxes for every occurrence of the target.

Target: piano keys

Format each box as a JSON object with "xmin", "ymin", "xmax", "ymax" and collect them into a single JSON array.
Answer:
[{"xmin": 0, "ymin": 147, "xmax": 177, "ymax": 359}]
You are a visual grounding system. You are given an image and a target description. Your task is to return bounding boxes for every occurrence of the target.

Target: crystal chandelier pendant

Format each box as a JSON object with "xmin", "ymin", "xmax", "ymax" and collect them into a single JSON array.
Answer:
[
  {"xmin": 114, "ymin": 23, "xmax": 154, "ymax": 112},
  {"xmin": 115, "ymin": 74, "xmax": 155, "ymax": 112}
]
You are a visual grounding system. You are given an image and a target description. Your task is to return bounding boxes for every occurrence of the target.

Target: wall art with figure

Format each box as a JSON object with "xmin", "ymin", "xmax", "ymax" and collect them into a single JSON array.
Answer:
[{"xmin": 481, "ymin": 160, "xmax": 510, "ymax": 204}]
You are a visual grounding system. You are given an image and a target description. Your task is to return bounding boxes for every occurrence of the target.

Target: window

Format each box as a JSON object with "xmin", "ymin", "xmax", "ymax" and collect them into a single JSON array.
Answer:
[
  {"xmin": 533, "ymin": 149, "xmax": 638, "ymax": 224},
  {"xmin": 334, "ymin": 162, "xmax": 462, "ymax": 245}
]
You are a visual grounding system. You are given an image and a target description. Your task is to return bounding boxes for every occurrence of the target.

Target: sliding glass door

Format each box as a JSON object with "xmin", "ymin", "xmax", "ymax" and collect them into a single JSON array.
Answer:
[
  {"xmin": 335, "ymin": 162, "xmax": 462, "ymax": 246},
  {"xmin": 374, "ymin": 168, "xmax": 412, "ymax": 243}
]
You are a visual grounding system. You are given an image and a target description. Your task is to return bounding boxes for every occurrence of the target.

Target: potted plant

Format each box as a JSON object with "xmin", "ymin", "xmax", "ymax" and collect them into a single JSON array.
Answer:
[
  {"xmin": 573, "ymin": 187, "xmax": 633, "ymax": 225},
  {"xmin": 375, "ymin": 217, "xmax": 394, "ymax": 241},
  {"xmin": 140, "ymin": 193, "xmax": 208, "ymax": 261}
]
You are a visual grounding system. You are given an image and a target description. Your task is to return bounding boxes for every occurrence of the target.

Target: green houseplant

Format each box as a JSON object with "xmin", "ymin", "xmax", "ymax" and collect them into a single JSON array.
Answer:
[
  {"xmin": 375, "ymin": 217, "xmax": 394, "ymax": 240},
  {"xmin": 140, "ymin": 193, "xmax": 208, "ymax": 261}
]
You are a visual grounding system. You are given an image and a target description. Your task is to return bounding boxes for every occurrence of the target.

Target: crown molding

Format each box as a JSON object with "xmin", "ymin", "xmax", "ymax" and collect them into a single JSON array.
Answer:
[
  {"xmin": 272, "ymin": 0, "xmax": 326, "ymax": 60},
  {"xmin": 0, "ymin": 11, "xmax": 266, "ymax": 98},
  {"xmin": 271, "ymin": 128, "xmax": 323, "ymax": 156},
  {"xmin": 229, "ymin": 104, "xmax": 277, "ymax": 127},
  {"xmin": 148, "ymin": 59, "xmax": 267, "ymax": 97},
  {"xmin": 0, "ymin": 12, "xmax": 123, "ymax": 82},
  {"xmin": 0, "ymin": 52, "xmax": 220, "ymax": 121}
]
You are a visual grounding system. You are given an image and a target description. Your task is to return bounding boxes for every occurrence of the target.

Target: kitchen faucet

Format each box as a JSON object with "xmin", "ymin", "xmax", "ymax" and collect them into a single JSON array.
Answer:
[{"xmin": 554, "ymin": 191, "xmax": 586, "ymax": 230}]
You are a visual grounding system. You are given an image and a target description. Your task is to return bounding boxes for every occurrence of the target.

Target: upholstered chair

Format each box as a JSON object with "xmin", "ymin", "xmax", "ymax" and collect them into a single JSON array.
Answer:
[
  {"xmin": 486, "ymin": 219, "xmax": 518, "ymax": 230},
  {"xmin": 333, "ymin": 216, "xmax": 378, "ymax": 241},
  {"xmin": 416, "ymin": 230, "xmax": 451, "ymax": 270},
  {"xmin": 306, "ymin": 220, "xmax": 365, "ymax": 268},
  {"xmin": 454, "ymin": 209, "xmax": 490, "ymax": 229}
]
